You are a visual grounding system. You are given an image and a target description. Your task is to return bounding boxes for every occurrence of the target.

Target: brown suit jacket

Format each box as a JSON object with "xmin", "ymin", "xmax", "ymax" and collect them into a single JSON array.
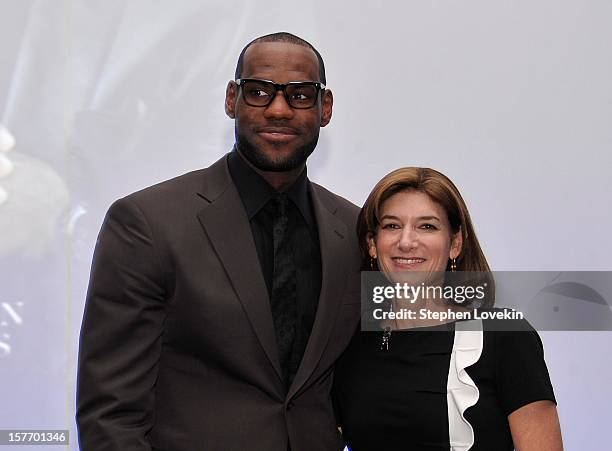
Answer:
[{"xmin": 76, "ymin": 155, "xmax": 361, "ymax": 451}]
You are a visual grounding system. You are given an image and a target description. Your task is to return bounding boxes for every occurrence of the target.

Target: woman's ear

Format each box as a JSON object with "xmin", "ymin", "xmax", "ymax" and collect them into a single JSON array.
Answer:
[
  {"xmin": 450, "ymin": 228, "xmax": 463, "ymax": 259},
  {"xmin": 367, "ymin": 233, "xmax": 377, "ymax": 259}
]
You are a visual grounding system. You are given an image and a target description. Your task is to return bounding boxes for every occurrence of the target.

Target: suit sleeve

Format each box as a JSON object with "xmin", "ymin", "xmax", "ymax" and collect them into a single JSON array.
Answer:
[{"xmin": 76, "ymin": 197, "xmax": 167, "ymax": 451}]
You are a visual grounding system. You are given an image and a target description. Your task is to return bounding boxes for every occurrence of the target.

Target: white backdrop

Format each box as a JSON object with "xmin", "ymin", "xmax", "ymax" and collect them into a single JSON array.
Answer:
[{"xmin": 0, "ymin": 1, "xmax": 611, "ymax": 449}]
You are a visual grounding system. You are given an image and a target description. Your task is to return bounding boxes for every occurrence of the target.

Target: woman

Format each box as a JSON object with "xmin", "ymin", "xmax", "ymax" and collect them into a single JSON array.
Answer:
[{"xmin": 334, "ymin": 167, "xmax": 562, "ymax": 450}]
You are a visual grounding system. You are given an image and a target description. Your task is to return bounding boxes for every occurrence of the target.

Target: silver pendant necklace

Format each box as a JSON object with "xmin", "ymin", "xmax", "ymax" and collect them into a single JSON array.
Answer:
[
  {"xmin": 380, "ymin": 301, "xmax": 395, "ymax": 351},
  {"xmin": 380, "ymin": 325, "xmax": 392, "ymax": 351}
]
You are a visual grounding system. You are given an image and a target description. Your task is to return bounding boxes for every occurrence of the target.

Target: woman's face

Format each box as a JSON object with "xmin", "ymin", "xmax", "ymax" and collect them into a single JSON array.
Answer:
[{"xmin": 368, "ymin": 190, "xmax": 462, "ymax": 276}]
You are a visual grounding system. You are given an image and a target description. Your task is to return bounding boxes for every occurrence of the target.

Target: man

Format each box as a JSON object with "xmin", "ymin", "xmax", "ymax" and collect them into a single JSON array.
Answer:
[{"xmin": 76, "ymin": 32, "xmax": 361, "ymax": 451}]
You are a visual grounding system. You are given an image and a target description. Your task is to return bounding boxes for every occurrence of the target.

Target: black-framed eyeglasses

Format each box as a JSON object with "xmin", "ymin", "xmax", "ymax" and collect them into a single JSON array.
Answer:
[{"xmin": 235, "ymin": 78, "xmax": 326, "ymax": 109}]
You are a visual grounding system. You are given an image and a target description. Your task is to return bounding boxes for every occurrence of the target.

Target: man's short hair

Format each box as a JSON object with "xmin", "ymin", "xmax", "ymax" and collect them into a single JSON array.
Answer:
[{"xmin": 234, "ymin": 32, "xmax": 326, "ymax": 85}]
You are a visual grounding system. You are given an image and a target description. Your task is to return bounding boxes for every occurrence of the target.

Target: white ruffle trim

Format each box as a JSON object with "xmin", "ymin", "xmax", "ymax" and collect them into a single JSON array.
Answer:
[{"xmin": 446, "ymin": 319, "xmax": 484, "ymax": 451}]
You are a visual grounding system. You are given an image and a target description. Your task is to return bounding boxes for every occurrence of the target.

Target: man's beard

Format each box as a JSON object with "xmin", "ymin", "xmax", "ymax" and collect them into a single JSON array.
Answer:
[{"xmin": 235, "ymin": 128, "xmax": 319, "ymax": 172}]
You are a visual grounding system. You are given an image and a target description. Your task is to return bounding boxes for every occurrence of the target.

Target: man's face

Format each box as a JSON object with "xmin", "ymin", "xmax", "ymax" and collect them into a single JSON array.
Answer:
[{"xmin": 225, "ymin": 42, "xmax": 333, "ymax": 172}]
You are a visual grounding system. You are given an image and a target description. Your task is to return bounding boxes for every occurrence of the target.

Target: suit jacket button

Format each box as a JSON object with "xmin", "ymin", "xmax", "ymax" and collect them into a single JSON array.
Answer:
[{"xmin": 287, "ymin": 401, "xmax": 295, "ymax": 410}]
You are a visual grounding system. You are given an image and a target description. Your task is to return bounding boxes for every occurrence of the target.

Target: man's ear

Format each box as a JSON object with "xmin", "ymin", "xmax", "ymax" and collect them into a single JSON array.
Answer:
[
  {"xmin": 225, "ymin": 81, "xmax": 237, "ymax": 119},
  {"xmin": 450, "ymin": 229, "xmax": 463, "ymax": 260},
  {"xmin": 320, "ymin": 89, "xmax": 333, "ymax": 127},
  {"xmin": 366, "ymin": 232, "xmax": 377, "ymax": 259}
]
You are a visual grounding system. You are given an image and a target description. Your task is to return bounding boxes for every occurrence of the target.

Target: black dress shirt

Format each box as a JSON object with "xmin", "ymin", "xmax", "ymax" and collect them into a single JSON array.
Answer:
[{"xmin": 227, "ymin": 150, "xmax": 322, "ymax": 388}]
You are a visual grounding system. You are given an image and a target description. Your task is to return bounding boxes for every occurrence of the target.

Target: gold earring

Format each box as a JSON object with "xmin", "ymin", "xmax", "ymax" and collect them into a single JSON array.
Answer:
[
  {"xmin": 450, "ymin": 258, "xmax": 457, "ymax": 272},
  {"xmin": 370, "ymin": 257, "xmax": 377, "ymax": 270}
]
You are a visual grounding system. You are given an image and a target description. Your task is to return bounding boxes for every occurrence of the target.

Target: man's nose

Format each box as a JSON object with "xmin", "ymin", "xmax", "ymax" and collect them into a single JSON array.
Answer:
[{"xmin": 263, "ymin": 91, "xmax": 294, "ymax": 119}]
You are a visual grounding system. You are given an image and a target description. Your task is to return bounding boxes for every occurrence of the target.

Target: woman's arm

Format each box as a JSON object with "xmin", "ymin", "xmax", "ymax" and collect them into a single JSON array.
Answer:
[{"xmin": 508, "ymin": 400, "xmax": 563, "ymax": 451}]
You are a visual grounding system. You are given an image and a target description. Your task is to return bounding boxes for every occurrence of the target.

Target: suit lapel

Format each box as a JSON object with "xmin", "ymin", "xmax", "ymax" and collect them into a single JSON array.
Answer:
[
  {"xmin": 288, "ymin": 185, "xmax": 350, "ymax": 399},
  {"xmin": 196, "ymin": 156, "xmax": 283, "ymax": 380}
]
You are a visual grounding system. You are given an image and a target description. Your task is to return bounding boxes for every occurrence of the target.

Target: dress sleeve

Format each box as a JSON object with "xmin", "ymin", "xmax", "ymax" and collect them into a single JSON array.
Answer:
[{"xmin": 494, "ymin": 319, "xmax": 557, "ymax": 416}]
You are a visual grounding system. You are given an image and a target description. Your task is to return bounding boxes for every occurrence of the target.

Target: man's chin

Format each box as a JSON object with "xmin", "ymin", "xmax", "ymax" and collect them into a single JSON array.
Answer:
[{"xmin": 238, "ymin": 144, "xmax": 311, "ymax": 172}]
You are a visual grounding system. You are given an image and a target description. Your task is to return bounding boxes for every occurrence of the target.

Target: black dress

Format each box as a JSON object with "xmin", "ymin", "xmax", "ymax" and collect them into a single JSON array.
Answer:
[{"xmin": 333, "ymin": 317, "xmax": 556, "ymax": 451}]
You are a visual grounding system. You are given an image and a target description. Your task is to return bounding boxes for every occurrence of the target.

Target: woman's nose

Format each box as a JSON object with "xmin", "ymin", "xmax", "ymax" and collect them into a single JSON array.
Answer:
[{"xmin": 397, "ymin": 228, "xmax": 418, "ymax": 251}]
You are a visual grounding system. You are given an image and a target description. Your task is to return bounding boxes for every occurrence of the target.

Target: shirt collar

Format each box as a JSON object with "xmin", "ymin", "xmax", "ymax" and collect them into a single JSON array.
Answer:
[{"xmin": 227, "ymin": 148, "xmax": 314, "ymax": 227}]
